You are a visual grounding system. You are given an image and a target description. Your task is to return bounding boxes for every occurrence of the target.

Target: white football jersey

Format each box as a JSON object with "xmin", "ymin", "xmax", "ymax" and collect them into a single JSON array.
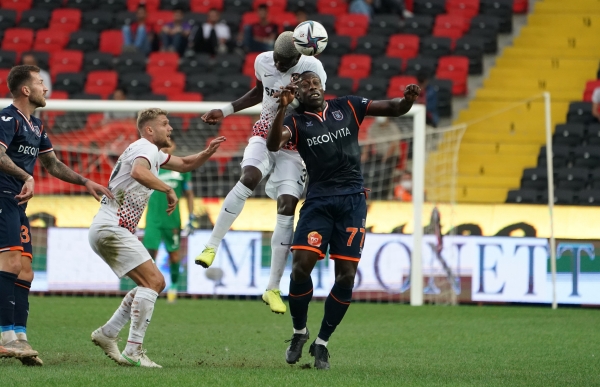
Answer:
[
  {"xmin": 252, "ymin": 52, "xmax": 327, "ymax": 149},
  {"xmin": 93, "ymin": 138, "xmax": 170, "ymax": 233}
]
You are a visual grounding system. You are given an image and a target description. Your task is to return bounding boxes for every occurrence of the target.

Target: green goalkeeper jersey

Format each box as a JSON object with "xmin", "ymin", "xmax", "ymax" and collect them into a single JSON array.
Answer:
[{"xmin": 145, "ymin": 169, "xmax": 192, "ymax": 229}]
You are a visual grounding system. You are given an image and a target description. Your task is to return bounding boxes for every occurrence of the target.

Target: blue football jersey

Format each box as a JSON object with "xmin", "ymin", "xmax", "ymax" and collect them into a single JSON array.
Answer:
[{"xmin": 0, "ymin": 105, "xmax": 53, "ymax": 198}]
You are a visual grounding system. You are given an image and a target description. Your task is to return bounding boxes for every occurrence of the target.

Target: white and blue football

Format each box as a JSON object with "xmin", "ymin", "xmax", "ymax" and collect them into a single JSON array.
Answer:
[{"xmin": 292, "ymin": 21, "xmax": 328, "ymax": 56}]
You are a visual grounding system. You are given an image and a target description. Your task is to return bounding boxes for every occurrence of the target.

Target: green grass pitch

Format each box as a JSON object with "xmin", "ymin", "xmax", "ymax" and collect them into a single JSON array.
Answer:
[{"xmin": 1, "ymin": 296, "xmax": 598, "ymax": 387}]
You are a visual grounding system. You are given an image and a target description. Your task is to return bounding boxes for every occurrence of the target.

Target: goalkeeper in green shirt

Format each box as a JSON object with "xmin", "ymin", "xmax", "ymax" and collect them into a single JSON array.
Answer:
[{"xmin": 143, "ymin": 137, "xmax": 194, "ymax": 303}]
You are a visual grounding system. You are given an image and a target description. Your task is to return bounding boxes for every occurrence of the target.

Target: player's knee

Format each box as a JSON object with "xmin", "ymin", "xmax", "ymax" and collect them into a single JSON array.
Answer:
[
  {"xmin": 0, "ymin": 252, "xmax": 23, "ymax": 275},
  {"xmin": 335, "ymin": 270, "xmax": 356, "ymax": 288},
  {"xmin": 291, "ymin": 261, "xmax": 312, "ymax": 282},
  {"xmin": 276, "ymin": 197, "xmax": 297, "ymax": 215},
  {"xmin": 239, "ymin": 171, "xmax": 261, "ymax": 191}
]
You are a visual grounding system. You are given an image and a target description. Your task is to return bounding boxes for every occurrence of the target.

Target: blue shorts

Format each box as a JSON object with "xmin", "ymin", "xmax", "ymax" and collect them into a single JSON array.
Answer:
[
  {"xmin": 0, "ymin": 196, "xmax": 32, "ymax": 260},
  {"xmin": 291, "ymin": 192, "xmax": 367, "ymax": 262}
]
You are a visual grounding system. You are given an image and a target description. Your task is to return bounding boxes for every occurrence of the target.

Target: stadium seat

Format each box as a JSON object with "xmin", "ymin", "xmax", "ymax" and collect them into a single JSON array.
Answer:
[
  {"xmin": 82, "ymin": 11, "xmax": 114, "ymax": 33},
  {"xmin": 453, "ymin": 36, "xmax": 484, "ymax": 75},
  {"xmin": 369, "ymin": 15, "xmax": 401, "ymax": 36},
  {"xmin": 70, "ymin": 92, "xmax": 102, "ymax": 99},
  {"xmin": 115, "ymin": 11, "xmax": 136, "ymax": 27},
  {"xmin": 542, "ymin": 187, "xmax": 577, "ymax": 204},
  {"xmin": 67, "ymin": 31, "xmax": 99, "ymax": 52},
  {"xmin": 127, "ymin": 0, "xmax": 161, "ymax": 12},
  {"xmin": 586, "ymin": 123, "xmax": 600, "ymax": 145},
  {"xmin": 355, "ymin": 35, "xmax": 387, "ymax": 57},
  {"xmin": 335, "ymin": 14, "xmax": 370, "ymax": 41},
  {"xmin": 552, "ymin": 123, "xmax": 585, "ymax": 147},
  {"xmin": 0, "ymin": 10, "xmax": 17, "ymax": 31},
  {"xmin": 537, "ymin": 145, "xmax": 571, "ymax": 168},
  {"xmin": 241, "ymin": 52, "xmax": 260, "ymax": 77},
  {"xmin": 574, "ymin": 146, "xmax": 600, "ymax": 169},
  {"xmin": 0, "ymin": 51, "xmax": 16, "ymax": 69},
  {"xmin": 147, "ymin": 11, "xmax": 174, "ymax": 34},
  {"xmin": 0, "ymin": 69, "xmax": 10, "ymax": 96},
  {"xmin": 402, "ymin": 15, "xmax": 433, "ymax": 37},
  {"xmin": 583, "ymin": 80, "xmax": 600, "ymax": 102},
  {"xmin": 2, "ymin": 28, "xmax": 34, "ymax": 55},
  {"xmin": 591, "ymin": 168, "xmax": 600, "ymax": 188},
  {"xmin": 99, "ymin": 30, "xmax": 123, "ymax": 56},
  {"xmin": 167, "ymin": 92, "xmax": 203, "ymax": 101},
  {"xmin": 83, "ymin": 51, "xmax": 114, "ymax": 72},
  {"xmin": 186, "ymin": 73, "xmax": 220, "ymax": 95},
  {"xmin": 19, "ymin": 9, "xmax": 50, "ymax": 30},
  {"xmin": 372, "ymin": 56, "xmax": 402, "ymax": 78},
  {"xmin": 289, "ymin": 0, "xmax": 317, "ymax": 13},
  {"xmin": 253, "ymin": 0, "xmax": 287, "ymax": 12},
  {"xmin": 316, "ymin": 0, "xmax": 347, "ymax": 15},
  {"xmin": 33, "ymin": 0, "xmax": 62, "ymax": 11},
  {"xmin": 318, "ymin": 55, "xmax": 340, "ymax": 76},
  {"xmin": 436, "ymin": 55, "xmax": 468, "ymax": 95},
  {"xmin": 512, "ymin": 0, "xmax": 528, "ymax": 13},
  {"xmin": 413, "ymin": 0, "xmax": 445, "ymax": 16},
  {"xmin": 85, "ymin": 70, "xmax": 118, "ymax": 99},
  {"xmin": 180, "ymin": 53, "xmax": 213, "ymax": 77},
  {"xmin": 49, "ymin": 90, "xmax": 69, "ymax": 99},
  {"xmin": 184, "ymin": 12, "xmax": 206, "ymax": 28},
  {"xmin": 404, "ymin": 57, "xmax": 437, "ymax": 78},
  {"xmin": 54, "ymin": 72, "xmax": 85, "ymax": 94},
  {"xmin": 567, "ymin": 103, "xmax": 594, "ymax": 124},
  {"xmin": 66, "ymin": 0, "xmax": 98, "ymax": 11},
  {"xmin": 520, "ymin": 167, "xmax": 547, "ymax": 190},
  {"xmin": 218, "ymin": 74, "xmax": 252, "ymax": 94},
  {"xmin": 326, "ymin": 76, "xmax": 354, "ymax": 96},
  {"xmin": 119, "ymin": 72, "xmax": 152, "ymax": 94},
  {"xmin": 432, "ymin": 25, "xmax": 463, "ymax": 44},
  {"xmin": 308, "ymin": 13, "xmax": 334, "ymax": 33},
  {"xmin": 357, "ymin": 77, "xmax": 388, "ymax": 100},
  {"xmin": 219, "ymin": 12, "xmax": 242, "ymax": 33},
  {"xmin": 23, "ymin": 50, "xmax": 49, "ymax": 68},
  {"xmin": 147, "ymin": 52, "xmax": 179, "ymax": 75},
  {"xmin": 190, "ymin": 0, "xmax": 224, "ymax": 12},
  {"xmin": 50, "ymin": 50, "xmax": 84, "ymax": 80},
  {"xmin": 50, "ymin": 9, "xmax": 82, "ymax": 34},
  {"xmin": 429, "ymin": 78, "xmax": 452, "ymax": 117},
  {"xmin": 468, "ymin": 15, "xmax": 499, "ymax": 54},
  {"xmin": 578, "ymin": 189, "xmax": 600, "ymax": 206},
  {"xmin": 132, "ymin": 92, "xmax": 167, "ymax": 100},
  {"xmin": 116, "ymin": 52, "xmax": 146, "ymax": 74},
  {"xmin": 33, "ymin": 29, "xmax": 69, "ymax": 53},
  {"xmin": 420, "ymin": 36, "xmax": 452, "ymax": 59},
  {"xmin": 151, "ymin": 72, "xmax": 186, "ymax": 95},
  {"xmin": 446, "ymin": 0, "xmax": 479, "ymax": 18},
  {"xmin": 506, "ymin": 189, "xmax": 539, "ymax": 204},
  {"xmin": 162, "ymin": 0, "xmax": 191, "ymax": 10},
  {"xmin": 480, "ymin": 0, "xmax": 512, "ymax": 33},
  {"xmin": 387, "ymin": 75, "xmax": 418, "ymax": 98},
  {"xmin": 213, "ymin": 54, "xmax": 243, "ymax": 76},
  {"xmin": 0, "ymin": 0, "xmax": 32, "ymax": 12},
  {"xmin": 223, "ymin": 0, "xmax": 253, "ymax": 14},
  {"xmin": 338, "ymin": 54, "xmax": 371, "ymax": 84},
  {"xmin": 240, "ymin": 12, "xmax": 259, "ymax": 27},
  {"xmin": 386, "ymin": 34, "xmax": 419, "ymax": 61},
  {"xmin": 273, "ymin": 12, "xmax": 298, "ymax": 32},
  {"xmin": 435, "ymin": 14, "xmax": 469, "ymax": 33},
  {"xmin": 556, "ymin": 167, "xmax": 590, "ymax": 190},
  {"xmin": 325, "ymin": 35, "xmax": 352, "ymax": 57}
]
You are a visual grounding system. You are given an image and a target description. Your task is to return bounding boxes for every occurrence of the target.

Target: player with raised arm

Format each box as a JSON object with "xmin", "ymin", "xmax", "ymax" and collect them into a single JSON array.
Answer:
[
  {"xmin": 267, "ymin": 72, "xmax": 420, "ymax": 369},
  {"xmin": 0, "ymin": 65, "xmax": 113, "ymax": 366},
  {"xmin": 89, "ymin": 108, "xmax": 224, "ymax": 368},
  {"xmin": 142, "ymin": 136, "xmax": 194, "ymax": 303},
  {"xmin": 195, "ymin": 31, "xmax": 327, "ymax": 315}
]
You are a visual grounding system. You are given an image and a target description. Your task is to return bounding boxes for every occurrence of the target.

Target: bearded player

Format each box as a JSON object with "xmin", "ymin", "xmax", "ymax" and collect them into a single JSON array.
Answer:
[{"xmin": 195, "ymin": 31, "xmax": 327, "ymax": 315}]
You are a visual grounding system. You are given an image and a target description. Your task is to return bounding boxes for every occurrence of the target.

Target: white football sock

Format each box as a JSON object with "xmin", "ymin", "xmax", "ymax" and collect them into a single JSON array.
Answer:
[
  {"xmin": 16, "ymin": 332, "xmax": 27, "ymax": 341},
  {"xmin": 1, "ymin": 330, "xmax": 17, "ymax": 344},
  {"xmin": 124, "ymin": 287, "xmax": 158, "ymax": 355},
  {"xmin": 267, "ymin": 214, "xmax": 294, "ymax": 290},
  {"xmin": 207, "ymin": 182, "xmax": 254, "ymax": 249},
  {"xmin": 102, "ymin": 287, "xmax": 137, "ymax": 338},
  {"xmin": 315, "ymin": 337, "xmax": 328, "ymax": 347},
  {"xmin": 294, "ymin": 327, "xmax": 307, "ymax": 335}
]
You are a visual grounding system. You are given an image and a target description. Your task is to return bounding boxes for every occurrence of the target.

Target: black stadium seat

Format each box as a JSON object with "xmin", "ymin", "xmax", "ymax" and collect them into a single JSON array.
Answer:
[
  {"xmin": 70, "ymin": 92, "xmax": 102, "ymax": 99},
  {"xmin": 420, "ymin": 36, "xmax": 452, "ymax": 59},
  {"xmin": 19, "ymin": 9, "xmax": 50, "ymax": 30},
  {"xmin": 186, "ymin": 74, "xmax": 220, "ymax": 95},
  {"xmin": 453, "ymin": 36, "xmax": 484, "ymax": 75},
  {"xmin": 520, "ymin": 167, "xmax": 547, "ymax": 190},
  {"xmin": 556, "ymin": 167, "xmax": 589, "ymax": 190},
  {"xmin": 369, "ymin": 15, "xmax": 402, "ymax": 36},
  {"xmin": 372, "ymin": 56, "xmax": 402, "ymax": 79},
  {"xmin": 184, "ymin": 12, "xmax": 206, "ymax": 28},
  {"xmin": 219, "ymin": 74, "xmax": 252, "ymax": 93},
  {"xmin": 326, "ymin": 77, "xmax": 354, "ymax": 96},
  {"xmin": 289, "ymin": 0, "xmax": 318, "ymax": 13},
  {"xmin": 22, "ymin": 51, "xmax": 49, "ymax": 70},
  {"xmin": 0, "ymin": 51, "xmax": 16, "ymax": 69},
  {"xmin": 66, "ymin": 0, "xmax": 99, "ymax": 11},
  {"xmin": 161, "ymin": 0, "xmax": 191, "ymax": 11},
  {"xmin": 537, "ymin": 145, "xmax": 571, "ymax": 167},
  {"xmin": 54, "ymin": 72, "xmax": 86, "ymax": 95},
  {"xmin": 586, "ymin": 123, "xmax": 600, "ymax": 145},
  {"xmin": 468, "ymin": 15, "xmax": 500, "ymax": 54},
  {"xmin": 355, "ymin": 35, "xmax": 387, "ymax": 57},
  {"xmin": 325, "ymin": 35, "xmax": 352, "ymax": 57},
  {"xmin": 0, "ymin": 10, "xmax": 17, "ymax": 31},
  {"xmin": 567, "ymin": 102, "xmax": 594, "ymax": 124},
  {"xmin": 413, "ymin": 0, "xmax": 446, "ymax": 16},
  {"xmin": 180, "ymin": 54, "xmax": 212, "ymax": 76},
  {"xmin": 213, "ymin": 54, "xmax": 243, "ymax": 76},
  {"xmin": 480, "ymin": 0, "xmax": 513, "ymax": 33},
  {"xmin": 402, "ymin": 15, "xmax": 434, "ymax": 37},
  {"xmin": 115, "ymin": 52, "xmax": 147, "ymax": 75},
  {"xmin": 552, "ymin": 123, "xmax": 585, "ymax": 146},
  {"xmin": 309, "ymin": 14, "xmax": 335, "ymax": 33},
  {"xmin": 132, "ymin": 93, "xmax": 168, "ymax": 101},
  {"xmin": 357, "ymin": 77, "xmax": 388, "ymax": 100},
  {"xmin": 33, "ymin": 0, "xmax": 63, "ymax": 11},
  {"xmin": 316, "ymin": 55, "xmax": 339, "ymax": 75},
  {"xmin": 82, "ymin": 11, "xmax": 114, "ymax": 33},
  {"xmin": 68, "ymin": 31, "xmax": 99, "ymax": 52},
  {"xmin": 590, "ymin": 168, "xmax": 600, "ymax": 188},
  {"xmin": 429, "ymin": 78, "xmax": 452, "ymax": 117},
  {"xmin": 542, "ymin": 188, "xmax": 576, "ymax": 205},
  {"xmin": 115, "ymin": 11, "xmax": 136, "ymax": 27},
  {"xmin": 578, "ymin": 189, "xmax": 600, "ymax": 206},
  {"xmin": 405, "ymin": 56, "xmax": 437, "ymax": 78},
  {"xmin": 574, "ymin": 145, "xmax": 600, "ymax": 168},
  {"xmin": 119, "ymin": 72, "xmax": 152, "ymax": 94},
  {"xmin": 506, "ymin": 189, "xmax": 539, "ymax": 204},
  {"xmin": 84, "ymin": 51, "xmax": 113, "ymax": 71},
  {"xmin": 224, "ymin": 0, "xmax": 253, "ymax": 13},
  {"xmin": 104, "ymin": 0, "xmax": 127, "ymax": 12}
]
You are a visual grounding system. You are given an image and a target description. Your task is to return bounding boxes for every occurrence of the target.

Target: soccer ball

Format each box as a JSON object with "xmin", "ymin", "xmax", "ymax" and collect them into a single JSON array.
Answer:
[{"xmin": 293, "ymin": 21, "xmax": 328, "ymax": 56}]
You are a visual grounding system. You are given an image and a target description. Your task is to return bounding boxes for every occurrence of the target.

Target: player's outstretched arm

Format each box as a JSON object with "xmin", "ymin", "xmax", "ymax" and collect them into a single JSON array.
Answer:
[
  {"xmin": 162, "ymin": 136, "xmax": 226, "ymax": 173},
  {"xmin": 39, "ymin": 151, "xmax": 114, "ymax": 201},
  {"xmin": 0, "ymin": 146, "xmax": 35, "ymax": 204},
  {"xmin": 366, "ymin": 84, "xmax": 421, "ymax": 117},
  {"xmin": 131, "ymin": 157, "xmax": 178, "ymax": 214},
  {"xmin": 201, "ymin": 80, "xmax": 264, "ymax": 124},
  {"xmin": 266, "ymin": 86, "xmax": 295, "ymax": 152}
]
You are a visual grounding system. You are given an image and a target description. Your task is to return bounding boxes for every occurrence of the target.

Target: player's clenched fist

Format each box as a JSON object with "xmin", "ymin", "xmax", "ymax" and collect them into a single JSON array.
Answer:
[
  {"xmin": 403, "ymin": 84, "xmax": 421, "ymax": 103},
  {"xmin": 201, "ymin": 109, "xmax": 224, "ymax": 125}
]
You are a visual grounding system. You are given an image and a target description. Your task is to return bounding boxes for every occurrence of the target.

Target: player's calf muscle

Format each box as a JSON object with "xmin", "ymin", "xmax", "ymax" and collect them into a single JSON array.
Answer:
[{"xmin": 0, "ymin": 251, "xmax": 23, "ymax": 274}]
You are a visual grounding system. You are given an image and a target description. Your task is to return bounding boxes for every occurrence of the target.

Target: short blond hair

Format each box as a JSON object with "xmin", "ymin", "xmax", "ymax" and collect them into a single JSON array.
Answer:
[{"xmin": 137, "ymin": 108, "xmax": 168, "ymax": 132}]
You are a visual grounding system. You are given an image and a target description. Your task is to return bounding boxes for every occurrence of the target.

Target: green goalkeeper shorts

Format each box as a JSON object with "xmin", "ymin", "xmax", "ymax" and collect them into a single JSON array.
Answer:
[{"xmin": 142, "ymin": 226, "xmax": 181, "ymax": 252}]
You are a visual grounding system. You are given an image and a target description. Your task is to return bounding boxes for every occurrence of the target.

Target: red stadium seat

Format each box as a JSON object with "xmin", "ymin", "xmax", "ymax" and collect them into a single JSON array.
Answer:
[
  {"xmin": 387, "ymin": 75, "xmax": 418, "ymax": 98},
  {"xmin": 241, "ymin": 12, "xmax": 260, "ymax": 27},
  {"xmin": 273, "ymin": 11, "xmax": 299, "ymax": 32},
  {"xmin": 386, "ymin": 34, "xmax": 419, "ymax": 61},
  {"xmin": 405, "ymin": 0, "xmax": 414, "ymax": 11},
  {"xmin": 0, "ymin": 0, "xmax": 32, "ymax": 12},
  {"xmin": 50, "ymin": 50, "xmax": 84, "ymax": 80},
  {"xmin": 583, "ymin": 80, "xmax": 600, "ymax": 102},
  {"xmin": 49, "ymin": 90, "xmax": 69, "ymax": 99},
  {"xmin": 436, "ymin": 55, "xmax": 469, "ymax": 95},
  {"xmin": 151, "ymin": 72, "xmax": 185, "ymax": 95},
  {"xmin": 127, "ymin": 0, "xmax": 161, "ymax": 12},
  {"xmin": 147, "ymin": 52, "xmax": 179, "ymax": 75},
  {"xmin": 167, "ymin": 92, "xmax": 203, "ymax": 101},
  {"xmin": 85, "ymin": 70, "xmax": 118, "ymax": 99},
  {"xmin": 190, "ymin": 0, "xmax": 224, "ymax": 12},
  {"xmin": 513, "ymin": 0, "xmax": 528, "ymax": 13},
  {"xmin": 446, "ymin": 0, "xmax": 479, "ymax": 19},
  {"xmin": 218, "ymin": 115, "xmax": 253, "ymax": 147},
  {"xmin": 99, "ymin": 30, "xmax": 123, "ymax": 56},
  {"xmin": 147, "ymin": 11, "xmax": 174, "ymax": 34},
  {"xmin": 0, "ymin": 69, "xmax": 10, "ymax": 96},
  {"xmin": 432, "ymin": 25, "xmax": 463, "ymax": 46},
  {"xmin": 435, "ymin": 14, "xmax": 469, "ymax": 33},
  {"xmin": 253, "ymin": 0, "xmax": 287, "ymax": 13},
  {"xmin": 50, "ymin": 9, "xmax": 82, "ymax": 34},
  {"xmin": 317, "ymin": 0, "xmax": 347, "ymax": 15},
  {"xmin": 1, "ymin": 28, "xmax": 34, "ymax": 55},
  {"xmin": 33, "ymin": 30, "xmax": 69, "ymax": 53},
  {"xmin": 243, "ymin": 52, "xmax": 260, "ymax": 78},
  {"xmin": 338, "ymin": 54, "xmax": 371, "ymax": 85},
  {"xmin": 335, "ymin": 14, "xmax": 369, "ymax": 41}
]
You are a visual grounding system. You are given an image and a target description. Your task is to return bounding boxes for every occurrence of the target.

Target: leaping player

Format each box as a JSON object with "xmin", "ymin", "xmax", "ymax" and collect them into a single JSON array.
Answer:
[{"xmin": 195, "ymin": 31, "xmax": 327, "ymax": 315}]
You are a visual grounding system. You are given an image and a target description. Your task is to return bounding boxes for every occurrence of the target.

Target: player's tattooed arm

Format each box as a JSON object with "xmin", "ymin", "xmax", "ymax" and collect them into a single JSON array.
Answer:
[
  {"xmin": 267, "ymin": 85, "xmax": 294, "ymax": 151},
  {"xmin": 0, "ymin": 146, "xmax": 32, "ymax": 181},
  {"xmin": 367, "ymin": 84, "xmax": 421, "ymax": 117},
  {"xmin": 39, "ymin": 151, "xmax": 88, "ymax": 185}
]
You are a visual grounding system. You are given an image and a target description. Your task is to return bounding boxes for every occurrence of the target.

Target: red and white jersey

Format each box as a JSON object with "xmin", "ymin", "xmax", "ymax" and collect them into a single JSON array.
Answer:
[
  {"xmin": 93, "ymin": 138, "xmax": 170, "ymax": 233},
  {"xmin": 253, "ymin": 52, "xmax": 327, "ymax": 150}
]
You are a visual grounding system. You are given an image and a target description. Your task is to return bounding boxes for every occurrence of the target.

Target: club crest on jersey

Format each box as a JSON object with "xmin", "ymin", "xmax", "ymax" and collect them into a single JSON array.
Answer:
[
  {"xmin": 307, "ymin": 231, "xmax": 322, "ymax": 247},
  {"xmin": 332, "ymin": 110, "xmax": 343, "ymax": 121},
  {"xmin": 32, "ymin": 125, "xmax": 41, "ymax": 136}
]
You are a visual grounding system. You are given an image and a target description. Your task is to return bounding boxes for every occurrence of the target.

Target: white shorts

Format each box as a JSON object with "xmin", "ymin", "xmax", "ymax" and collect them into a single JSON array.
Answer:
[
  {"xmin": 241, "ymin": 136, "xmax": 306, "ymax": 200},
  {"xmin": 88, "ymin": 222, "xmax": 152, "ymax": 278}
]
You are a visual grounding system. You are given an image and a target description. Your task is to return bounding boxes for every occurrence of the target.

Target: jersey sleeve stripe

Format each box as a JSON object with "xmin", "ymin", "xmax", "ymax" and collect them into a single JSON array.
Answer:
[
  {"xmin": 0, "ymin": 140, "xmax": 8, "ymax": 149},
  {"xmin": 291, "ymin": 116, "xmax": 299, "ymax": 141},
  {"xmin": 160, "ymin": 154, "xmax": 171, "ymax": 166},
  {"xmin": 346, "ymin": 100, "xmax": 361, "ymax": 126},
  {"xmin": 39, "ymin": 148, "xmax": 53, "ymax": 154},
  {"xmin": 0, "ymin": 246, "xmax": 24, "ymax": 253},
  {"xmin": 284, "ymin": 125, "xmax": 293, "ymax": 140}
]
